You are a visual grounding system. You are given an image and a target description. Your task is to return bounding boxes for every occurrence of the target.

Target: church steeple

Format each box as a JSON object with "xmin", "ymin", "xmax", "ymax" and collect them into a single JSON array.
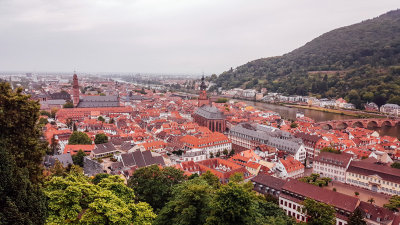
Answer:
[
  {"xmin": 198, "ymin": 75, "xmax": 210, "ymax": 107},
  {"xmin": 72, "ymin": 72, "xmax": 80, "ymax": 107}
]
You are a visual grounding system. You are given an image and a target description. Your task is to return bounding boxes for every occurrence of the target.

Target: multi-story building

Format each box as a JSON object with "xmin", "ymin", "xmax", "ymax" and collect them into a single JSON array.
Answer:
[
  {"xmin": 180, "ymin": 132, "xmax": 232, "ymax": 158},
  {"xmin": 229, "ymin": 123, "xmax": 306, "ymax": 163},
  {"xmin": 380, "ymin": 104, "xmax": 400, "ymax": 116},
  {"xmin": 251, "ymin": 174, "xmax": 286, "ymax": 197},
  {"xmin": 279, "ymin": 179, "xmax": 360, "ymax": 225},
  {"xmin": 294, "ymin": 132, "xmax": 322, "ymax": 159},
  {"xmin": 346, "ymin": 160, "xmax": 400, "ymax": 196},
  {"xmin": 274, "ymin": 156, "xmax": 305, "ymax": 179},
  {"xmin": 313, "ymin": 152, "xmax": 353, "ymax": 182}
]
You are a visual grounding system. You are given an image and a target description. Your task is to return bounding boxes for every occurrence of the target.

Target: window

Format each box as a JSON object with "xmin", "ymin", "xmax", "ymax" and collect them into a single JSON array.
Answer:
[{"xmin": 289, "ymin": 203, "xmax": 291, "ymax": 208}]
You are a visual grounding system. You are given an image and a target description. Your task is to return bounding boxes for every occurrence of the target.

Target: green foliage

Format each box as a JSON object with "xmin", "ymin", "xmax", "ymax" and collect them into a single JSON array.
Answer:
[
  {"xmin": 94, "ymin": 133, "xmax": 108, "ymax": 144},
  {"xmin": 45, "ymin": 171, "xmax": 155, "ymax": 224},
  {"xmin": 68, "ymin": 131, "xmax": 92, "ymax": 145},
  {"xmin": 348, "ymin": 208, "xmax": 367, "ymax": 225},
  {"xmin": 0, "ymin": 146, "xmax": 48, "ymax": 225},
  {"xmin": 0, "ymin": 83, "xmax": 48, "ymax": 224},
  {"xmin": 205, "ymin": 180, "xmax": 293, "ymax": 225},
  {"xmin": 290, "ymin": 122, "xmax": 298, "ymax": 128},
  {"xmin": 92, "ymin": 173, "xmax": 111, "ymax": 185},
  {"xmin": 39, "ymin": 117, "xmax": 49, "ymax": 125},
  {"xmin": 391, "ymin": 162, "xmax": 400, "ymax": 169},
  {"xmin": 299, "ymin": 173, "xmax": 332, "ymax": 187},
  {"xmin": 216, "ymin": 98, "xmax": 228, "ymax": 103},
  {"xmin": 384, "ymin": 195, "xmax": 400, "ymax": 211},
  {"xmin": 222, "ymin": 149, "xmax": 229, "ymax": 156},
  {"xmin": 0, "ymin": 82, "xmax": 48, "ymax": 183},
  {"xmin": 213, "ymin": 10, "xmax": 400, "ymax": 109},
  {"xmin": 200, "ymin": 171, "xmax": 221, "ymax": 188},
  {"xmin": 63, "ymin": 101, "xmax": 74, "ymax": 108},
  {"xmin": 98, "ymin": 116, "xmax": 105, "ymax": 122},
  {"xmin": 41, "ymin": 110, "xmax": 52, "ymax": 117},
  {"xmin": 303, "ymin": 198, "xmax": 336, "ymax": 225},
  {"xmin": 72, "ymin": 149, "xmax": 86, "ymax": 167},
  {"xmin": 321, "ymin": 147, "xmax": 341, "ymax": 154},
  {"xmin": 154, "ymin": 178, "xmax": 213, "ymax": 225},
  {"xmin": 127, "ymin": 165, "xmax": 186, "ymax": 212}
]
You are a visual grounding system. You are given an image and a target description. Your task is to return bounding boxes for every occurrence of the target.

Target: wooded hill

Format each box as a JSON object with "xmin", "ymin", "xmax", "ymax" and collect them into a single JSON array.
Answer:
[{"xmin": 212, "ymin": 9, "xmax": 400, "ymax": 109}]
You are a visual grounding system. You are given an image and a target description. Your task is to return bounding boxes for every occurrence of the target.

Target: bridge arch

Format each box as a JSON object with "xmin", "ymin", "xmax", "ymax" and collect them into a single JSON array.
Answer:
[
  {"xmin": 381, "ymin": 120, "xmax": 394, "ymax": 127},
  {"xmin": 367, "ymin": 121, "xmax": 379, "ymax": 128},
  {"xmin": 352, "ymin": 121, "xmax": 364, "ymax": 128},
  {"xmin": 322, "ymin": 124, "xmax": 333, "ymax": 130},
  {"xmin": 336, "ymin": 122, "xmax": 348, "ymax": 129}
]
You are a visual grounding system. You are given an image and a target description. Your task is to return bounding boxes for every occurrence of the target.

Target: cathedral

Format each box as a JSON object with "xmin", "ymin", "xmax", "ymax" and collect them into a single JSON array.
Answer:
[
  {"xmin": 192, "ymin": 76, "xmax": 227, "ymax": 133},
  {"xmin": 72, "ymin": 73, "xmax": 120, "ymax": 108}
]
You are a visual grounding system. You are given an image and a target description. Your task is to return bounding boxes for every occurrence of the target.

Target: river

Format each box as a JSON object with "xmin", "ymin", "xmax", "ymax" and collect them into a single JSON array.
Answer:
[{"xmin": 244, "ymin": 101, "xmax": 400, "ymax": 138}]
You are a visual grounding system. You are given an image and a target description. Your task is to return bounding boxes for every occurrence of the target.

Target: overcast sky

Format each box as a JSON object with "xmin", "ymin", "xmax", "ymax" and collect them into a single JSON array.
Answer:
[{"xmin": 0, "ymin": 0, "xmax": 399, "ymax": 75}]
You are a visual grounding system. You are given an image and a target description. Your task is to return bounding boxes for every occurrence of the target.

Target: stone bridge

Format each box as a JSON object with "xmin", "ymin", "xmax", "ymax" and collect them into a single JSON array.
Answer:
[{"xmin": 316, "ymin": 118, "xmax": 400, "ymax": 130}]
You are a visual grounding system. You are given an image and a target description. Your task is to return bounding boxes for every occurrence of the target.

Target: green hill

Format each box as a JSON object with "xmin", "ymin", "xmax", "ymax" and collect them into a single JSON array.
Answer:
[{"xmin": 213, "ymin": 9, "xmax": 400, "ymax": 109}]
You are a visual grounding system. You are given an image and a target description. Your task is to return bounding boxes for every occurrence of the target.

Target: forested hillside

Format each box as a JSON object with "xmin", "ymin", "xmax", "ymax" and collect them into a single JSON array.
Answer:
[{"xmin": 213, "ymin": 9, "xmax": 400, "ymax": 108}]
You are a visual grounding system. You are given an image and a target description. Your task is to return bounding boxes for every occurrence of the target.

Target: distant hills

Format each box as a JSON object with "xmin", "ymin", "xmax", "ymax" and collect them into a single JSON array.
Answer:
[{"xmin": 212, "ymin": 9, "xmax": 400, "ymax": 109}]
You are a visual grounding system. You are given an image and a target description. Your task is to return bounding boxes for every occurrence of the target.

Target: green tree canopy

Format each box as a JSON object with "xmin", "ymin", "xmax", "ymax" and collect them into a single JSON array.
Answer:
[
  {"xmin": 384, "ymin": 195, "xmax": 400, "ymax": 211},
  {"xmin": 348, "ymin": 208, "xmax": 367, "ymax": 225},
  {"xmin": 94, "ymin": 133, "xmax": 108, "ymax": 144},
  {"xmin": 98, "ymin": 116, "xmax": 105, "ymax": 122},
  {"xmin": 72, "ymin": 149, "xmax": 86, "ymax": 167},
  {"xmin": 45, "ymin": 170, "xmax": 155, "ymax": 224},
  {"xmin": 303, "ymin": 198, "xmax": 336, "ymax": 225},
  {"xmin": 154, "ymin": 178, "xmax": 213, "ymax": 225},
  {"xmin": 63, "ymin": 101, "xmax": 74, "ymax": 108},
  {"xmin": 391, "ymin": 162, "xmax": 400, "ymax": 169},
  {"xmin": 0, "ymin": 82, "xmax": 49, "ymax": 183},
  {"xmin": 0, "ymin": 83, "xmax": 48, "ymax": 224},
  {"xmin": 127, "ymin": 165, "xmax": 186, "ymax": 212},
  {"xmin": 68, "ymin": 131, "xmax": 92, "ymax": 145}
]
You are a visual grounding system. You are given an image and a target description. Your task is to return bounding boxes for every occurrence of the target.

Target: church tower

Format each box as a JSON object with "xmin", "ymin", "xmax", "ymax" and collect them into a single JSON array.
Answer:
[
  {"xmin": 72, "ymin": 73, "xmax": 80, "ymax": 107},
  {"xmin": 198, "ymin": 76, "xmax": 210, "ymax": 107}
]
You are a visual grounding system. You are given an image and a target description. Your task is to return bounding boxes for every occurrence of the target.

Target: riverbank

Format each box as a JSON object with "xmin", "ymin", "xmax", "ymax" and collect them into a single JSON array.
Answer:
[{"xmin": 284, "ymin": 104, "xmax": 385, "ymax": 119}]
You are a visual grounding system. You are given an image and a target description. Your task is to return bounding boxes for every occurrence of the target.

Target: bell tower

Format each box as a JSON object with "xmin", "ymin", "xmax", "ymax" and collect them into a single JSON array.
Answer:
[
  {"xmin": 198, "ymin": 76, "xmax": 210, "ymax": 107},
  {"xmin": 72, "ymin": 73, "xmax": 80, "ymax": 107}
]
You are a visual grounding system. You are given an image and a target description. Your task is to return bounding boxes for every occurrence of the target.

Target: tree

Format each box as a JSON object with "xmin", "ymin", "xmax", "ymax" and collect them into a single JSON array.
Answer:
[
  {"xmin": 45, "ymin": 171, "xmax": 155, "ymax": 224},
  {"xmin": 303, "ymin": 198, "xmax": 336, "ymax": 225},
  {"xmin": 68, "ymin": 131, "xmax": 92, "ymax": 145},
  {"xmin": 50, "ymin": 135, "xmax": 60, "ymax": 155},
  {"xmin": 368, "ymin": 198, "xmax": 375, "ymax": 204},
  {"xmin": 391, "ymin": 162, "xmax": 400, "ymax": 169},
  {"xmin": 63, "ymin": 101, "xmax": 74, "ymax": 108},
  {"xmin": 154, "ymin": 178, "xmax": 213, "ymax": 225},
  {"xmin": 216, "ymin": 151, "xmax": 221, "ymax": 157},
  {"xmin": 290, "ymin": 122, "xmax": 298, "ymax": 128},
  {"xmin": 40, "ymin": 110, "xmax": 51, "ymax": 117},
  {"xmin": 94, "ymin": 133, "xmax": 108, "ymax": 144},
  {"xmin": 50, "ymin": 107, "xmax": 58, "ymax": 118},
  {"xmin": 355, "ymin": 191, "xmax": 360, "ymax": 197},
  {"xmin": 72, "ymin": 149, "xmax": 86, "ymax": 167},
  {"xmin": 210, "ymin": 152, "xmax": 214, "ymax": 158},
  {"xmin": 39, "ymin": 117, "xmax": 49, "ymax": 125},
  {"xmin": 348, "ymin": 208, "xmax": 366, "ymax": 225},
  {"xmin": 384, "ymin": 195, "xmax": 400, "ymax": 211},
  {"xmin": 200, "ymin": 171, "xmax": 220, "ymax": 188},
  {"xmin": 229, "ymin": 149, "xmax": 235, "ymax": 156},
  {"xmin": 98, "ymin": 116, "xmax": 105, "ymax": 122},
  {"xmin": 0, "ymin": 145, "xmax": 48, "ymax": 225},
  {"xmin": 109, "ymin": 118, "xmax": 115, "ymax": 124},
  {"xmin": 0, "ymin": 82, "xmax": 48, "ymax": 183},
  {"xmin": 222, "ymin": 149, "xmax": 229, "ymax": 156},
  {"xmin": 92, "ymin": 173, "xmax": 111, "ymax": 185},
  {"xmin": 127, "ymin": 165, "xmax": 186, "ymax": 212}
]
